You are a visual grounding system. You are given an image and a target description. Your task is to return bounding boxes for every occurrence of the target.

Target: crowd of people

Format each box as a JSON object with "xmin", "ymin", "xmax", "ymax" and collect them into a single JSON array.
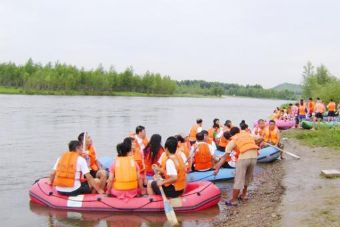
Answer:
[
  {"xmin": 48, "ymin": 118, "xmax": 285, "ymax": 206},
  {"xmin": 271, "ymin": 98, "xmax": 339, "ymax": 127}
]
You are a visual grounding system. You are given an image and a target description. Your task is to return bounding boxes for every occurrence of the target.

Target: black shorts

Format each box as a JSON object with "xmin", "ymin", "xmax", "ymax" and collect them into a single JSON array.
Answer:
[
  {"xmin": 89, "ymin": 170, "xmax": 97, "ymax": 178},
  {"xmin": 315, "ymin": 112, "xmax": 323, "ymax": 119},
  {"xmin": 216, "ymin": 146, "xmax": 226, "ymax": 151},
  {"xmin": 295, "ymin": 116, "xmax": 299, "ymax": 124},
  {"xmin": 58, "ymin": 182, "xmax": 91, "ymax": 196},
  {"xmin": 190, "ymin": 141, "xmax": 196, "ymax": 146},
  {"xmin": 151, "ymin": 181, "xmax": 184, "ymax": 198},
  {"xmin": 328, "ymin": 111, "xmax": 335, "ymax": 117}
]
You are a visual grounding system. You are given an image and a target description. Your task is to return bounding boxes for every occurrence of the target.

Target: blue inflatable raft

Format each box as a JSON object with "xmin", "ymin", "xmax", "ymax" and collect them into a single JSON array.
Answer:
[{"xmin": 98, "ymin": 156, "xmax": 235, "ymax": 182}]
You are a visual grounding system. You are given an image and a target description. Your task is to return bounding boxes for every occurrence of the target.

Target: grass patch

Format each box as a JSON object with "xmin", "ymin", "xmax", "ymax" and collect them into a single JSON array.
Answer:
[
  {"xmin": 0, "ymin": 86, "xmax": 216, "ymax": 98},
  {"xmin": 284, "ymin": 127, "xmax": 340, "ymax": 149}
]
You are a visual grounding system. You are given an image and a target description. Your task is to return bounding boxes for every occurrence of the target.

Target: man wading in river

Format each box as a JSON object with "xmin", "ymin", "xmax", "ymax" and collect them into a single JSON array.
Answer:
[{"xmin": 214, "ymin": 124, "xmax": 261, "ymax": 206}]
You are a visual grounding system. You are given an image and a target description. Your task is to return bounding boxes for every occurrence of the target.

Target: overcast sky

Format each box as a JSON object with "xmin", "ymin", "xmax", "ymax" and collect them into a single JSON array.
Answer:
[{"xmin": 0, "ymin": 0, "xmax": 339, "ymax": 88}]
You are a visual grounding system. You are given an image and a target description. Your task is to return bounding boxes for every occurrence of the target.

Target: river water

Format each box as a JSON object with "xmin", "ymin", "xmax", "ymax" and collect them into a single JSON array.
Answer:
[{"xmin": 0, "ymin": 94, "xmax": 288, "ymax": 227}]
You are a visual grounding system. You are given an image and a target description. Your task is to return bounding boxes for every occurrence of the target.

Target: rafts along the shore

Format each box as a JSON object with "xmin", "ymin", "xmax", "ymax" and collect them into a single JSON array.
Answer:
[{"xmin": 29, "ymin": 178, "xmax": 220, "ymax": 213}]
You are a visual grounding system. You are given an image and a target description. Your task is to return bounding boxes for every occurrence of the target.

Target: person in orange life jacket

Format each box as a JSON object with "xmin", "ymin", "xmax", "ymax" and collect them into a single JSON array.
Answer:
[
  {"xmin": 174, "ymin": 134, "xmax": 190, "ymax": 158},
  {"xmin": 217, "ymin": 131, "xmax": 232, "ymax": 151},
  {"xmin": 192, "ymin": 132, "xmax": 216, "ymax": 171},
  {"xmin": 147, "ymin": 137, "xmax": 187, "ymax": 198},
  {"xmin": 208, "ymin": 118, "xmax": 220, "ymax": 143},
  {"xmin": 253, "ymin": 119, "xmax": 266, "ymax": 137},
  {"xmin": 308, "ymin": 97, "xmax": 315, "ymax": 118},
  {"xmin": 174, "ymin": 134, "xmax": 191, "ymax": 171},
  {"xmin": 214, "ymin": 125, "xmax": 261, "ymax": 206},
  {"xmin": 262, "ymin": 120, "xmax": 281, "ymax": 145},
  {"xmin": 188, "ymin": 119, "xmax": 203, "ymax": 145},
  {"xmin": 106, "ymin": 141, "xmax": 144, "ymax": 199},
  {"xmin": 298, "ymin": 99, "xmax": 307, "ymax": 123},
  {"xmin": 202, "ymin": 130, "xmax": 217, "ymax": 151},
  {"xmin": 327, "ymin": 99, "xmax": 336, "ymax": 122},
  {"xmin": 48, "ymin": 140, "xmax": 104, "ymax": 196},
  {"xmin": 239, "ymin": 120, "xmax": 251, "ymax": 133},
  {"xmin": 143, "ymin": 134, "xmax": 165, "ymax": 176},
  {"xmin": 78, "ymin": 132, "xmax": 107, "ymax": 191},
  {"xmin": 218, "ymin": 131, "xmax": 238, "ymax": 169}
]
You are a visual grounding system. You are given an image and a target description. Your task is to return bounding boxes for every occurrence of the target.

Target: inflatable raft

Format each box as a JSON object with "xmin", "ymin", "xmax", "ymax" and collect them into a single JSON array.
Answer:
[
  {"xmin": 30, "ymin": 178, "xmax": 220, "ymax": 213},
  {"xmin": 301, "ymin": 120, "xmax": 340, "ymax": 130},
  {"xmin": 99, "ymin": 156, "xmax": 235, "ymax": 182},
  {"xmin": 275, "ymin": 119, "xmax": 295, "ymax": 130},
  {"xmin": 214, "ymin": 146, "xmax": 280, "ymax": 163}
]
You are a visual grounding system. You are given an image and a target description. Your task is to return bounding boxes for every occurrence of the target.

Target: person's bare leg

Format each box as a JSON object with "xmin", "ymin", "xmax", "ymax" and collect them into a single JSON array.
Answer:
[
  {"xmin": 230, "ymin": 189, "xmax": 240, "ymax": 203},
  {"xmin": 96, "ymin": 170, "xmax": 107, "ymax": 191},
  {"xmin": 241, "ymin": 186, "xmax": 248, "ymax": 200},
  {"xmin": 91, "ymin": 178, "xmax": 101, "ymax": 193},
  {"xmin": 146, "ymin": 181, "xmax": 155, "ymax": 195}
]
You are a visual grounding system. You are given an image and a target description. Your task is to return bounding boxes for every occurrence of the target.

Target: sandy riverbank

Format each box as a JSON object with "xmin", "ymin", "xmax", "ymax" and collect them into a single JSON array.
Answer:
[{"xmin": 213, "ymin": 135, "xmax": 340, "ymax": 227}]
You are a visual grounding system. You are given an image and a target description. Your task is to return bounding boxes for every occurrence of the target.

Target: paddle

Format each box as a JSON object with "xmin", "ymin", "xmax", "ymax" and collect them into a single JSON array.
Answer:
[
  {"xmin": 152, "ymin": 165, "xmax": 178, "ymax": 226},
  {"xmin": 264, "ymin": 142, "xmax": 300, "ymax": 159}
]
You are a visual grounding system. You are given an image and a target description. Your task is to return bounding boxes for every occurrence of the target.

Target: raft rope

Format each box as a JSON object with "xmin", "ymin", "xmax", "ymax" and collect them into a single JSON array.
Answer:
[{"xmin": 35, "ymin": 179, "xmax": 215, "ymax": 211}]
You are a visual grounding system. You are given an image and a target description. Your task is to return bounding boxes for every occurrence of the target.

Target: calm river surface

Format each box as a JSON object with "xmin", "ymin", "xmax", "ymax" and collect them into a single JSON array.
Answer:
[{"xmin": 0, "ymin": 94, "xmax": 288, "ymax": 227}]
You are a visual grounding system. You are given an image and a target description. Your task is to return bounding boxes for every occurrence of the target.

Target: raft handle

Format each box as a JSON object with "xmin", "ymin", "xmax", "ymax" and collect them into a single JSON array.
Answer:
[
  {"xmin": 149, "ymin": 198, "xmax": 154, "ymax": 202},
  {"xmin": 196, "ymin": 192, "xmax": 201, "ymax": 196},
  {"xmin": 97, "ymin": 197, "xmax": 102, "ymax": 201},
  {"xmin": 48, "ymin": 192, "xmax": 53, "ymax": 196}
]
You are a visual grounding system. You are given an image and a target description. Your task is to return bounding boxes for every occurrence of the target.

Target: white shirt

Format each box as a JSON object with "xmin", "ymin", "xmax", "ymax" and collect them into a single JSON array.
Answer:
[
  {"xmin": 158, "ymin": 152, "xmax": 187, "ymax": 165},
  {"xmin": 53, "ymin": 156, "xmax": 90, "ymax": 192},
  {"xmin": 135, "ymin": 135, "xmax": 146, "ymax": 152}
]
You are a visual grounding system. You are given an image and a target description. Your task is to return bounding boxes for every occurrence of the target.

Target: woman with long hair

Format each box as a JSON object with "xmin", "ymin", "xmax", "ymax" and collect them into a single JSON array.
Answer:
[{"xmin": 143, "ymin": 134, "xmax": 164, "ymax": 176}]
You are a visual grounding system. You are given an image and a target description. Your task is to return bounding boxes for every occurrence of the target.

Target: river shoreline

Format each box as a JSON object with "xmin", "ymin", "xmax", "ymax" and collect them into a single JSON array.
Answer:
[{"xmin": 213, "ymin": 130, "xmax": 340, "ymax": 227}]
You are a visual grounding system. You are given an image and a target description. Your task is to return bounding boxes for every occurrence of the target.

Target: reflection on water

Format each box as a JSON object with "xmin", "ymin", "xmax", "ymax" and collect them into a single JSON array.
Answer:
[
  {"xmin": 0, "ymin": 94, "xmax": 287, "ymax": 227},
  {"xmin": 30, "ymin": 202, "xmax": 220, "ymax": 227}
]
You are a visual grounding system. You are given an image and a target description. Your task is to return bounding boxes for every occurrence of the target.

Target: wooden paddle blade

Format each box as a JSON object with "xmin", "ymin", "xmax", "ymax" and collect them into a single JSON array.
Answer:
[
  {"xmin": 285, "ymin": 151, "xmax": 301, "ymax": 159},
  {"xmin": 164, "ymin": 200, "xmax": 178, "ymax": 225}
]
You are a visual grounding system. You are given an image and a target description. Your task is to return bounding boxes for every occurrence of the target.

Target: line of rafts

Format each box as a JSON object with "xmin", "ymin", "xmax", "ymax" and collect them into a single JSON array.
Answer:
[{"xmin": 29, "ymin": 147, "xmax": 279, "ymax": 213}]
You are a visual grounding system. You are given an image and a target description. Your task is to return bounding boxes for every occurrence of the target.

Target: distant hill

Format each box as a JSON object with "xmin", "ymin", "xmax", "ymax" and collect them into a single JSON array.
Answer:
[{"xmin": 272, "ymin": 83, "xmax": 302, "ymax": 94}]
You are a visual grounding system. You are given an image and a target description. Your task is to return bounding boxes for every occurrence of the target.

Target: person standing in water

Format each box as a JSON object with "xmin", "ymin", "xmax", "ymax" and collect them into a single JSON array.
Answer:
[{"xmin": 214, "ymin": 125, "xmax": 260, "ymax": 206}]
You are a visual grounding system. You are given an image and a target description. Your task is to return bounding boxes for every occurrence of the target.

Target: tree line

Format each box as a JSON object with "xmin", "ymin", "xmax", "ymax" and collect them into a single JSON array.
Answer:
[
  {"xmin": 302, "ymin": 61, "xmax": 340, "ymax": 102},
  {"xmin": 0, "ymin": 59, "xmax": 296, "ymax": 99}
]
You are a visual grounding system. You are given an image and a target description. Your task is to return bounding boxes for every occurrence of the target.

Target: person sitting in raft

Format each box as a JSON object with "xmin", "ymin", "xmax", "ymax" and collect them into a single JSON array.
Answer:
[
  {"xmin": 78, "ymin": 132, "xmax": 107, "ymax": 186},
  {"xmin": 192, "ymin": 132, "xmax": 216, "ymax": 171},
  {"xmin": 106, "ymin": 141, "xmax": 144, "ymax": 199},
  {"xmin": 214, "ymin": 125, "xmax": 260, "ymax": 206},
  {"xmin": 147, "ymin": 137, "xmax": 187, "ymax": 198},
  {"xmin": 134, "ymin": 125, "xmax": 149, "ymax": 152},
  {"xmin": 143, "ymin": 134, "xmax": 165, "ymax": 177},
  {"xmin": 219, "ymin": 131, "xmax": 238, "ymax": 169},
  {"xmin": 202, "ymin": 130, "xmax": 217, "ymax": 151},
  {"xmin": 188, "ymin": 119, "xmax": 203, "ymax": 145},
  {"xmin": 174, "ymin": 134, "xmax": 190, "ymax": 158},
  {"xmin": 208, "ymin": 118, "xmax": 220, "ymax": 143},
  {"xmin": 217, "ymin": 131, "xmax": 232, "ymax": 151},
  {"xmin": 239, "ymin": 120, "xmax": 251, "ymax": 133},
  {"xmin": 253, "ymin": 119, "xmax": 266, "ymax": 137},
  {"xmin": 327, "ymin": 99, "xmax": 336, "ymax": 122},
  {"xmin": 49, "ymin": 140, "xmax": 104, "ymax": 196}
]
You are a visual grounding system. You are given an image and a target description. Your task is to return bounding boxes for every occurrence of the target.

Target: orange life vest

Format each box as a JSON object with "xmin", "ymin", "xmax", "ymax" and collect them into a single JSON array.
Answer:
[
  {"xmin": 193, "ymin": 143, "xmax": 213, "ymax": 170},
  {"xmin": 264, "ymin": 127, "xmax": 279, "ymax": 144},
  {"xmin": 132, "ymin": 144, "xmax": 145, "ymax": 173},
  {"xmin": 315, "ymin": 103, "xmax": 325, "ymax": 113},
  {"xmin": 232, "ymin": 131, "xmax": 259, "ymax": 154},
  {"xmin": 218, "ymin": 135, "xmax": 229, "ymax": 148},
  {"xmin": 254, "ymin": 126, "xmax": 265, "ymax": 137},
  {"xmin": 298, "ymin": 105, "xmax": 306, "ymax": 115},
  {"xmin": 188, "ymin": 125, "xmax": 199, "ymax": 142},
  {"xmin": 87, "ymin": 144, "xmax": 98, "ymax": 171},
  {"xmin": 161, "ymin": 154, "xmax": 186, "ymax": 191},
  {"xmin": 144, "ymin": 147, "xmax": 164, "ymax": 175},
  {"xmin": 53, "ymin": 151, "xmax": 79, "ymax": 187},
  {"xmin": 113, "ymin": 156, "xmax": 138, "ymax": 190},
  {"xmin": 308, "ymin": 101, "xmax": 315, "ymax": 112},
  {"xmin": 328, "ymin": 102, "xmax": 336, "ymax": 112},
  {"xmin": 177, "ymin": 142, "xmax": 190, "ymax": 158}
]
